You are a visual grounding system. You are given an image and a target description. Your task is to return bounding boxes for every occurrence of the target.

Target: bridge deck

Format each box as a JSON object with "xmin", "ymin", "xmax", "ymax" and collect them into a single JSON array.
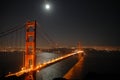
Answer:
[{"xmin": 6, "ymin": 50, "xmax": 84, "ymax": 77}]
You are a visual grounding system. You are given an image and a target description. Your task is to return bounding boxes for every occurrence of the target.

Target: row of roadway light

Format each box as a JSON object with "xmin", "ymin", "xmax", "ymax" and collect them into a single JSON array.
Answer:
[{"xmin": 6, "ymin": 50, "xmax": 84, "ymax": 77}]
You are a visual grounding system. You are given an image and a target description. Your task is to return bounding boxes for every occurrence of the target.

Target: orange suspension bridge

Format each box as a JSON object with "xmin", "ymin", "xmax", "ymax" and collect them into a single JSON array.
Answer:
[{"xmin": 0, "ymin": 21, "xmax": 84, "ymax": 80}]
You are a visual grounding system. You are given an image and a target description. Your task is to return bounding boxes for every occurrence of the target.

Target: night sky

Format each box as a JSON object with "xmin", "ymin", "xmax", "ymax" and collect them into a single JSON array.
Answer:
[{"xmin": 0, "ymin": 0, "xmax": 120, "ymax": 47}]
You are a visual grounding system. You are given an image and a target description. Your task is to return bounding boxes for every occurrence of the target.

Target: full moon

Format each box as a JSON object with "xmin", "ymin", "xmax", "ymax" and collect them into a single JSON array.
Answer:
[{"xmin": 45, "ymin": 4, "xmax": 50, "ymax": 10}]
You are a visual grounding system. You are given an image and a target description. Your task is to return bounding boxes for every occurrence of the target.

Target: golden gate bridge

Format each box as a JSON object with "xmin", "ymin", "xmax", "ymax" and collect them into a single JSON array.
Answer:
[{"xmin": 0, "ymin": 21, "xmax": 84, "ymax": 80}]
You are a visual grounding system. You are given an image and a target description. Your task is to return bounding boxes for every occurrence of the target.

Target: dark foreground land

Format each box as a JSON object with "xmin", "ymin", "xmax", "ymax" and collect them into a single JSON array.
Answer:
[{"xmin": 66, "ymin": 48, "xmax": 120, "ymax": 80}]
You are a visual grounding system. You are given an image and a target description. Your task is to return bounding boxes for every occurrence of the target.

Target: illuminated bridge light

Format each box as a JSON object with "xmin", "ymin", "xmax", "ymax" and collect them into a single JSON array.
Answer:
[
  {"xmin": 5, "ymin": 50, "xmax": 84, "ymax": 77},
  {"xmin": 37, "ymin": 70, "xmax": 40, "ymax": 72}
]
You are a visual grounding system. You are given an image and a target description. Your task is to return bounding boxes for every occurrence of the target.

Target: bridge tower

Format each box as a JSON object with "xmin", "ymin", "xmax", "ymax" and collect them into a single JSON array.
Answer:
[
  {"xmin": 78, "ymin": 42, "xmax": 81, "ymax": 50},
  {"xmin": 77, "ymin": 42, "xmax": 84, "ymax": 58},
  {"xmin": 25, "ymin": 21, "xmax": 36, "ymax": 80}
]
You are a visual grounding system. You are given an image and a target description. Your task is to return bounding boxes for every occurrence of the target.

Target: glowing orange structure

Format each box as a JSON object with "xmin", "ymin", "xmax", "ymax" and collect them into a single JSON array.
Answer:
[
  {"xmin": 25, "ymin": 21, "xmax": 36, "ymax": 80},
  {"xmin": 77, "ymin": 42, "xmax": 81, "ymax": 50}
]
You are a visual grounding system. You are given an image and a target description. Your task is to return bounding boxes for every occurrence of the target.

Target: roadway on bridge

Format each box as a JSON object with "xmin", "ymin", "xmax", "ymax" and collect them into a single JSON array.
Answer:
[{"xmin": 6, "ymin": 50, "xmax": 84, "ymax": 77}]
